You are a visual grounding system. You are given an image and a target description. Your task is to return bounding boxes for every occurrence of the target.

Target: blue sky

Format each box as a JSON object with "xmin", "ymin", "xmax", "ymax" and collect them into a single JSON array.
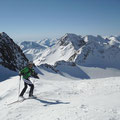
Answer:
[{"xmin": 0, "ymin": 0, "xmax": 120, "ymax": 41}]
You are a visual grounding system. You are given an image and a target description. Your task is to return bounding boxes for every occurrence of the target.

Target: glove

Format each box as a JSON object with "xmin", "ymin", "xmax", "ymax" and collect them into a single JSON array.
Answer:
[
  {"xmin": 33, "ymin": 74, "xmax": 39, "ymax": 79},
  {"xmin": 35, "ymin": 75, "xmax": 39, "ymax": 79},
  {"xmin": 32, "ymin": 72, "xmax": 39, "ymax": 79}
]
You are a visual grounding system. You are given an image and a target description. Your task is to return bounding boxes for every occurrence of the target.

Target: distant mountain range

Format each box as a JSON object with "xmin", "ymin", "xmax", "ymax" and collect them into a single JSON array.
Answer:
[
  {"xmin": 1, "ymin": 32, "xmax": 120, "ymax": 79},
  {"xmin": 34, "ymin": 33, "xmax": 120, "ymax": 69},
  {"xmin": 18, "ymin": 38, "xmax": 57, "ymax": 61}
]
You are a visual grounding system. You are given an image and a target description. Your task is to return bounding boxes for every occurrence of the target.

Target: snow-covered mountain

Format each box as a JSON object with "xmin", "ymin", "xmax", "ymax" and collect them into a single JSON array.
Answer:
[
  {"xmin": 0, "ymin": 32, "xmax": 28, "ymax": 71},
  {"xmin": 35, "ymin": 33, "xmax": 120, "ymax": 69},
  {"xmin": 18, "ymin": 38, "xmax": 57, "ymax": 61},
  {"xmin": 37, "ymin": 38, "xmax": 57, "ymax": 47},
  {"xmin": 20, "ymin": 41, "xmax": 46, "ymax": 50},
  {"xmin": 34, "ymin": 33, "xmax": 83, "ymax": 65},
  {"xmin": 18, "ymin": 41, "xmax": 46, "ymax": 61},
  {"xmin": 74, "ymin": 35, "xmax": 120, "ymax": 68}
]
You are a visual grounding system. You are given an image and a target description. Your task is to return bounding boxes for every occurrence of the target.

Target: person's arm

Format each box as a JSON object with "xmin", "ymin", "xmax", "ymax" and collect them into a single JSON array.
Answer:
[
  {"xmin": 20, "ymin": 67, "xmax": 27, "ymax": 75},
  {"xmin": 31, "ymin": 68, "xmax": 39, "ymax": 79}
]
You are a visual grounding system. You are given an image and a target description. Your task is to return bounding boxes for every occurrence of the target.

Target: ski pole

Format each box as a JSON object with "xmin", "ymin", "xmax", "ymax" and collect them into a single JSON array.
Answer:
[{"xmin": 18, "ymin": 75, "xmax": 21, "ymax": 99}]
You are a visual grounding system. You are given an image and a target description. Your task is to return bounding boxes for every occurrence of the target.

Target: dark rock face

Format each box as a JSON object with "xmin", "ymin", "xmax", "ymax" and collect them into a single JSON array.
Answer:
[{"xmin": 0, "ymin": 32, "xmax": 28, "ymax": 71}]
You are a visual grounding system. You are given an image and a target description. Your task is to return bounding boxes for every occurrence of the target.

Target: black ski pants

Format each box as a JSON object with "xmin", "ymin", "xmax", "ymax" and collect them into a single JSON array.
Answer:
[{"xmin": 19, "ymin": 80, "xmax": 34, "ymax": 97}]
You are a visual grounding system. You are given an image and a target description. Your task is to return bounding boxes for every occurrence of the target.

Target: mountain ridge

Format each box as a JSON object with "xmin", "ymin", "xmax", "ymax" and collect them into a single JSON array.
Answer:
[
  {"xmin": 35, "ymin": 33, "xmax": 120, "ymax": 69},
  {"xmin": 0, "ymin": 32, "xmax": 28, "ymax": 71}
]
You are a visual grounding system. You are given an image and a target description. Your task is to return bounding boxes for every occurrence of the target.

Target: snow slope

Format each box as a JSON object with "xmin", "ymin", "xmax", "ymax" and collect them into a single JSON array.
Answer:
[
  {"xmin": 0, "ymin": 64, "xmax": 120, "ymax": 120},
  {"xmin": 53, "ymin": 61, "xmax": 120, "ymax": 79},
  {"xmin": 1, "ymin": 71, "xmax": 120, "ymax": 120},
  {"xmin": 0, "ymin": 65, "xmax": 17, "ymax": 82}
]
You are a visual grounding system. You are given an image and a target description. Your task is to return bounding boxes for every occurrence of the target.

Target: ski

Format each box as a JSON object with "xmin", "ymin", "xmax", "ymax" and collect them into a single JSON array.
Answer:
[
  {"xmin": 7, "ymin": 99, "xmax": 25, "ymax": 105},
  {"xmin": 7, "ymin": 96, "xmax": 38, "ymax": 105}
]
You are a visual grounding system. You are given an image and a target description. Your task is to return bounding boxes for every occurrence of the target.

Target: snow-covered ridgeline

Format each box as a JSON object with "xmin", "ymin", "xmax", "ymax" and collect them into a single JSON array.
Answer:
[{"xmin": 35, "ymin": 33, "xmax": 120, "ymax": 69}]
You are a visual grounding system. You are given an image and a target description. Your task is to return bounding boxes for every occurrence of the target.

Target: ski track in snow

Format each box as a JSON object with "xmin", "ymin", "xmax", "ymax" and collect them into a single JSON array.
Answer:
[{"xmin": 1, "ymin": 75, "xmax": 120, "ymax": 120}]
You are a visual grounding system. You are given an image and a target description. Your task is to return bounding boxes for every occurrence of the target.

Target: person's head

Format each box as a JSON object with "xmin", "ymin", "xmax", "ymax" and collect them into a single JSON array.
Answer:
[{"xmin": 28, "ymin": 61, "xmax": 34, "ymax": 68}]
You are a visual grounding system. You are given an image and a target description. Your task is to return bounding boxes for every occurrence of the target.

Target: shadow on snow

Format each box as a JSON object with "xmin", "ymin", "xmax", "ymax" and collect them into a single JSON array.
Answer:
[{"xmin": 32, "ymin": 97, "xmax": 70, "ymax": 106}]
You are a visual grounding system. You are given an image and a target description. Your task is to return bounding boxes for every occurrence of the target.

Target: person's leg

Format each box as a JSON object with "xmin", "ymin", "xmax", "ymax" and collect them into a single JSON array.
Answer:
[
  {"xmin": 19, "ymin": 82, "xmax": 27, "ymax": 97},
  {"xmin": 21, "ymin": 78, "xmax": 34, "ymax": 97},
  {"xmin": 28, "ymin": 84, "xmax": 34, "ymax": 97}
]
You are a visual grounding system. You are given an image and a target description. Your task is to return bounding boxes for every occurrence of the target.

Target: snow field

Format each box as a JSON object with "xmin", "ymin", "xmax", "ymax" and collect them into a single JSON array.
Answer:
[{"xmin": 1, "ymin": 75, "xmax": 120, "ymax": 120}]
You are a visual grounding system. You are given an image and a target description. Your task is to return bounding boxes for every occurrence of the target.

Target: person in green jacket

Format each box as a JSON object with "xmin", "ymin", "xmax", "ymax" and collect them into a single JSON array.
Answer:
[{"xmin": 19, "ymin": 61, "xmax": 39, "ymax": 98}]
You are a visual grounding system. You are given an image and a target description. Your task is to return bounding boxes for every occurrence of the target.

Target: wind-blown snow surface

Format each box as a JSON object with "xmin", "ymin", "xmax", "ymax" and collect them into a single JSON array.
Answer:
[{"xmin": 1, "ymin": 69, "xmax": 120, "ymax": 120}]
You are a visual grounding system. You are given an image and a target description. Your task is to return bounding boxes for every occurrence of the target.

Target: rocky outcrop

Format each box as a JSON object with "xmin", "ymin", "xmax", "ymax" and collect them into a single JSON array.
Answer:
[{"xmin": 0, "ymin": 32, "xmax": 28, "ymax": 71}]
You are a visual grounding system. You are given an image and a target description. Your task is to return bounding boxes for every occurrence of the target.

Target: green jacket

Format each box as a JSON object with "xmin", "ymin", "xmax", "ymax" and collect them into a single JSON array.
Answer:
[{"xmin": 20, "ymin": 66, "xmax": 34, "ymax": 79}]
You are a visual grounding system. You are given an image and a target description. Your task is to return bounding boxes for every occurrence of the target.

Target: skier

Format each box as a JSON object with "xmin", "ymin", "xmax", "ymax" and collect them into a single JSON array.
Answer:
[{"xmin": 19, "ymin": 61, "xmax": 39, "ymax": 98}]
